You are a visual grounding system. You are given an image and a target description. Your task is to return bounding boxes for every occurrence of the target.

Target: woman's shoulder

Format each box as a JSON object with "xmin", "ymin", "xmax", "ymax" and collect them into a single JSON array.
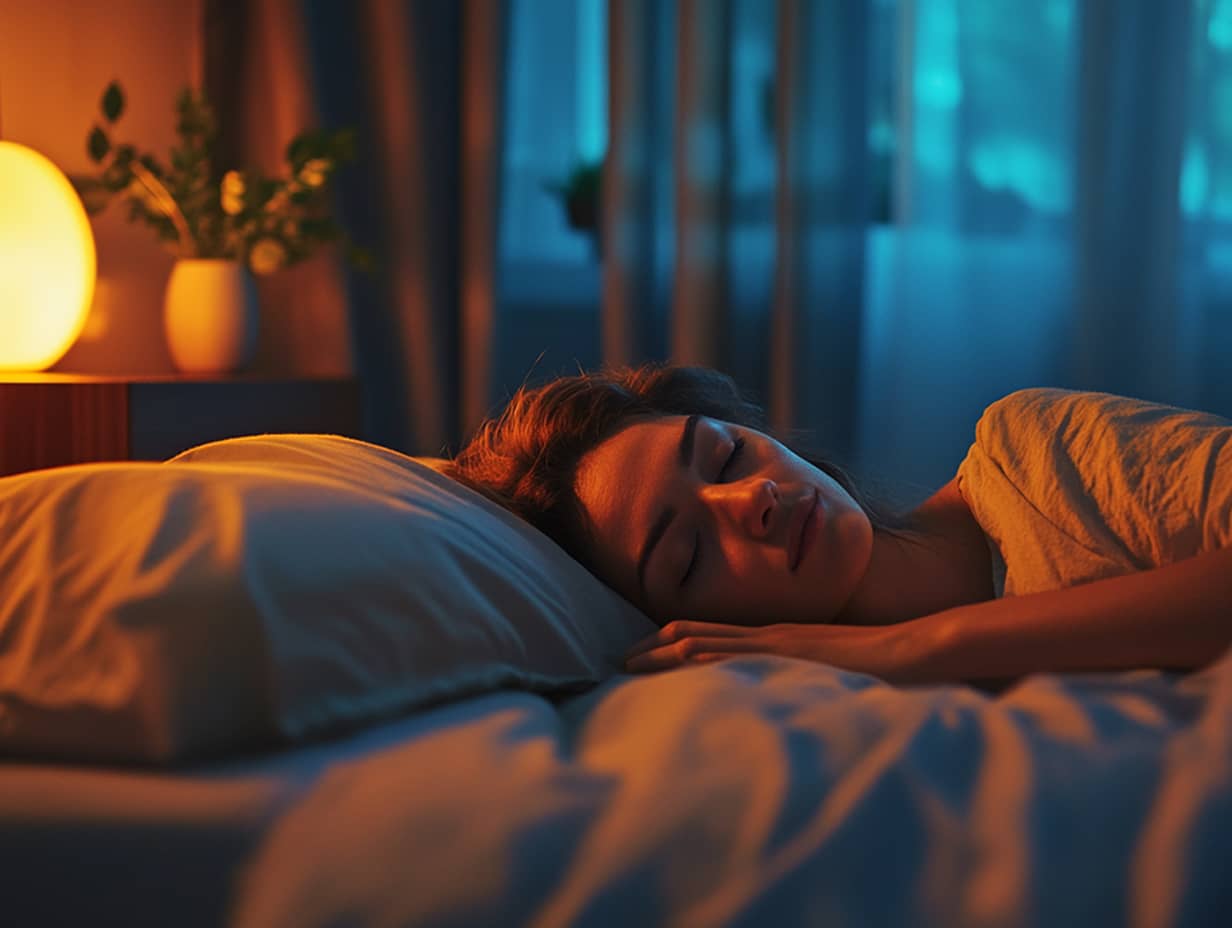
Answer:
[
  {"xmin": 978, "ymin": 386, "xmax": 1125, "ymax": 429},
  {"xmin": 958, "ymin": 386, "xmax": 1232, "ymax": 594},
  {"xmin": 983, "ymin": 386, "xmax": 1077, "ymax": 415},
  {"xmin": 974, "ymin": 387, "xmax": 1232, "ymax": 452}
]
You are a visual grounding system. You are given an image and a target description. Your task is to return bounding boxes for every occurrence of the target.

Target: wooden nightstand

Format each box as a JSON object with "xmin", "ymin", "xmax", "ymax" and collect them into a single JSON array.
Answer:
[{"xmin": 0, "ymin": 374, "xmax": 362, "ymax": 477}]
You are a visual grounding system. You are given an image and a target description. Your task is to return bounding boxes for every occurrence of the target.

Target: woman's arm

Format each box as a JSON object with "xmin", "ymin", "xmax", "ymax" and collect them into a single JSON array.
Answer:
[
  {"xmin": 901, "ymin": 543, "xmax": 1232, "ymax": 683},
  {"xmin": 625, "ymin": 546, "xmax": 1232, "ymax": 682}
]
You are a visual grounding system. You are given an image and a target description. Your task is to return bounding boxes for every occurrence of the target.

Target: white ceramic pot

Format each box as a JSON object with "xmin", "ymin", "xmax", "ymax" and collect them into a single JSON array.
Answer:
[{"xmin": 163, "ymin": 258, "xmax": 258, "ymax": 374}]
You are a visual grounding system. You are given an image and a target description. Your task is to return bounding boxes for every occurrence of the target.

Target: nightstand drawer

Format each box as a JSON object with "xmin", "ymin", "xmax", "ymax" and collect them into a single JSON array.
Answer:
[{"xmin": 0, "ymin": 376, "xmax": 361, "ymax": 476}]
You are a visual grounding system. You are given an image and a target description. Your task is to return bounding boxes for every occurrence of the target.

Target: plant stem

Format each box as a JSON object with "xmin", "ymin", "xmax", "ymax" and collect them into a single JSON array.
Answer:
[{"xmin": 129, "ymin": 160, "xmax": 195, "ymax": 257}]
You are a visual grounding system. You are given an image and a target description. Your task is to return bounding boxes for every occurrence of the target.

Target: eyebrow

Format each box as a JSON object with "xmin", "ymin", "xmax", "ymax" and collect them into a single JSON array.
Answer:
[{"xmin": 635, "ymin": 414, "xmax": 700, "ymax": 600}]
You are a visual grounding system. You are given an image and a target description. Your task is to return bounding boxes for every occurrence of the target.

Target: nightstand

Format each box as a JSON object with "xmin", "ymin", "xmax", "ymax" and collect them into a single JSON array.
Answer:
[{"xmin": 0, "ymin": 374, "xmax": 362, "ymax": 477}]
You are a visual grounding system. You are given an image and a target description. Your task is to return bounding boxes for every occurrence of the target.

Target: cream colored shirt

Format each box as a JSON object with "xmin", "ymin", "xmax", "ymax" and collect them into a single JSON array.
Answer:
[{"xmin": 955, "ymin": 388, "xmax": 1232, "ymax": 597}]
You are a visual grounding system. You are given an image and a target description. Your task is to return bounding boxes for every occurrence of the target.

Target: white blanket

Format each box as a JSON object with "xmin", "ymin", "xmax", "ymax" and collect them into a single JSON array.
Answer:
[{"xmin": 231, "ymin": 651, "xmax": 1232, "ymax": 927}]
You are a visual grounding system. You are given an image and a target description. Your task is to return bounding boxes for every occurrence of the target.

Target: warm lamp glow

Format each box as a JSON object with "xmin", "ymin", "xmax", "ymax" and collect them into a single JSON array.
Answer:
[{"xmin": 0, "ymin": 141, "xmax": 96, "ymax": 371}]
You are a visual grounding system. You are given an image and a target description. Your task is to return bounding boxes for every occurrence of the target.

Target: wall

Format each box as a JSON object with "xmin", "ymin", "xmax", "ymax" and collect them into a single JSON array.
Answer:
[{"xmin": 0, "ymin": 0, "xmax": 351, "ymax": 375}]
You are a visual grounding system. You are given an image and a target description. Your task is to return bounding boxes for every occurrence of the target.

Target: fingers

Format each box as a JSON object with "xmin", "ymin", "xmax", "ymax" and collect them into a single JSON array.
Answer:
[
  {"xmin": 624, "ymin": 635, "xmax": 762, "ymax": 673},
  {"xmin": 626, "ymin": 620, "xmax": 755, "ymax": 659}
]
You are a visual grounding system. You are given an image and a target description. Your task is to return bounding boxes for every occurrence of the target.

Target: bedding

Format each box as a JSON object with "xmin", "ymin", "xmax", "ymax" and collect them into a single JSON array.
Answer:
[
  {"xmin": 4, "ymin": 405, "xmax": 1231, "ymax": 925},
  {"xmin": 0, "ymin": 706, "xmax": 471, "ymax": 928},
  {"xmin": 0, "ymin": 434, "xmax": 655, "ymax": 764},
  {"xmin": 957, "ymin": 388, "xmax": 1232, "ymax": 597},
  {"xmin": 3, "ymin": 650, "xmax": 1231, "ymax": 927}
]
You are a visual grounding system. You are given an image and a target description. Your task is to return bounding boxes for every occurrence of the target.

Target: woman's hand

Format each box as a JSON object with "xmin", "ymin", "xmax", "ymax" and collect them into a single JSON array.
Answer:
[
  {"xmin": 626, "ymin": 543, "xmax": 1232, "ymax": 685},
  {"xmin": 624, "ymin": 619, "xmax": 925, "ymax": 682}
]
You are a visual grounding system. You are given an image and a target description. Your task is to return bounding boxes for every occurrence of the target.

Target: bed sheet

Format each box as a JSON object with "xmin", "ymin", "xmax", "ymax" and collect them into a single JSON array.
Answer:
[
  {"xmin": 5, "ymin": 647, "xmax": 1232, "ymax": 928},
  {"xmin": 0, "ymin": 706, "xmax": 508, "ymax": 927},
  {"xmin": 230, "ymin": 648, "xmax": 1232, "ymax": 928}
]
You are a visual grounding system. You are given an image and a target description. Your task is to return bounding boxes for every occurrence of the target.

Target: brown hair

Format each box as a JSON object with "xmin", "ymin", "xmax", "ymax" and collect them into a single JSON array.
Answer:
[{"xmin": 448, "ymin": 364, "xmax": 908, "ymax": 582}]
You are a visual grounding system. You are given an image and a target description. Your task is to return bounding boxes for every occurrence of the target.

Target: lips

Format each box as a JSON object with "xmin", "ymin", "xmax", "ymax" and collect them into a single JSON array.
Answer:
[{"xmin": 786, "ymin": 489, "xmax": 820, "ymax": 573}]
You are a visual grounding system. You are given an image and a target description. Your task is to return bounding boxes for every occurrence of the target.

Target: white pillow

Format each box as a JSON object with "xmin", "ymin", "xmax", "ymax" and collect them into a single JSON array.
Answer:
[{"xmin": 0, "ymin": 435, "xmax": 656, "ymax": 764}]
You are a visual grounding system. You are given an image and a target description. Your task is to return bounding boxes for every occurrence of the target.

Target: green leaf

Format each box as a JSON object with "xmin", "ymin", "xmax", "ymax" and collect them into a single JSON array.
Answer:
[
  {"xmin": 87, "ymin": 126, "xmax": 111, "ymax": 163},
  {"xmin": 101, "ymin": 161, "xmax": 133, "ymax": 192},
  {"xmin": 101, "ymin": 81, "xmax": 125, "ymax": 123},
  {"xmin": 69, "ymin": 175, "xmax": 112, "ymax": 215},
  {"xmin": 285, "ymin": 134, "xmax": 313, "ymax": 167},
  {"xmin": 175, "ymin": 87, "xmax": 195, "ymax": 117},
  {"xmin": 253, "ymin": 177, "xmax": 280, "ymax": 205},
  {"xmin": 567, "ymin": 162, "xmax": 602, "ymax": 196},
  {"xmin": 125, "ymin": 200, "xmax": 143, "ymax": 221},
  {"xmin": 139, "ymin": 154, "xmax": 166, "ymax": 177}
]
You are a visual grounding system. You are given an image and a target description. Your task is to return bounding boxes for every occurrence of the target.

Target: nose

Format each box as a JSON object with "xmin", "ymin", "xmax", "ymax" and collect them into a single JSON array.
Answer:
[{"xmin": 701, "ymin": 476, "xmax": 778, "ymax": 538}]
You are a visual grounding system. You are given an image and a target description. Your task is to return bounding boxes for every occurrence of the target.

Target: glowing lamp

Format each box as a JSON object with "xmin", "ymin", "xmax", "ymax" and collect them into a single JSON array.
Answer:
[{"xmin": 0, "ymin": 141, "xmax": 96, "ymax": 370}]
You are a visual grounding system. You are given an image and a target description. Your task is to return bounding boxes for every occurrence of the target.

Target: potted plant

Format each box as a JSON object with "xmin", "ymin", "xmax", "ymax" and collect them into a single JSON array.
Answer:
[
  {"xmin": 75, "ymin": 81, "xmax": 369, "ymax": 373},
  {"xmin": 544, "ymin": 158, "xmax": 603, "ymax": 257}
]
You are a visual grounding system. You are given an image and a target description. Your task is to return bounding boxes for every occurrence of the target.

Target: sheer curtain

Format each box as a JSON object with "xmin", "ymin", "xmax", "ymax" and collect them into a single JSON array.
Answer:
[
  {"xmin": 211, "ymin": 1, "xmax": 1232, "ymax": 478},
  {"xmin": 605, "ymin": 0, "xmax": 1232, "ymax": 500},
  {"xmin": 857, "ymin": 0, "xmax": 1232, "ymax": 497},
  {"xmin": 855, "ymin": 0, "xmax": 1082, "ymax": 497},
  {"xmin": 604, "ymin": 0, "xmax": 874, "ymax": 461},
  {"xmin": 1179, "ymin": 0, "xmax": 1232, "ymax": 416}
]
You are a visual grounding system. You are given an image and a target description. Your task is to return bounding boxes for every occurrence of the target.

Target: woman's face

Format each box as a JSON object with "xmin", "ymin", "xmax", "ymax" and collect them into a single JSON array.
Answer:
[{"xmin": 573, "ymin": 415, "xmax": 874, "ymax": 625}]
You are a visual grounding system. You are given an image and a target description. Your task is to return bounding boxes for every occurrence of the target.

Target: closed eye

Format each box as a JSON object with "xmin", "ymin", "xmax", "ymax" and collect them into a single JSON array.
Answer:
[
  {"xmin": 718, "ymin": 437, "xmax": 746, "ymax": 482},
  {"xmin": 681, "ymin": 434, "xmax": 743, "ymax": 589}
]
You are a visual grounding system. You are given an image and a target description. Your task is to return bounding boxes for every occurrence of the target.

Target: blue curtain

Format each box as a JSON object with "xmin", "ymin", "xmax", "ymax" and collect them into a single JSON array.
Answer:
[
  {"xmin": 219, "ymin": 0, "xmax": 1232, "ymax": 479},
  {"xmin": 855, "ymin": 0, "xmax": 1232, "ymax": 499},
  {"xmin": 604, "ymin": 0, "xmax": 873, "ymax": 454},
  {"xmin": 601, "ymin": 0, "xmax": 1232, "ymax": 502},
  {"xmin": 856, "ymin": 0, "xmax": 1084, "ymax": 498}
]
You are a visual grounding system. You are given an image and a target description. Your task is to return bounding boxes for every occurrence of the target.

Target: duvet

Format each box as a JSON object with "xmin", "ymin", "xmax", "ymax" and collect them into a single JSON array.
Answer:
[{"xmin": 223, "ymin": 649, "xmax": 1232, "ymax": 928}]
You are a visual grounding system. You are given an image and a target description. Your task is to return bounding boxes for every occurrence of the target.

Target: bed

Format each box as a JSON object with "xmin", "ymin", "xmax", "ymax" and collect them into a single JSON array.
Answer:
[
  {"xmin": 4, "ymin": 651, "xmax": 1232, "ymax": 926},
  {"xmin": 2, "ymin": 433, "xmax": 1230, "ymax": 927}
]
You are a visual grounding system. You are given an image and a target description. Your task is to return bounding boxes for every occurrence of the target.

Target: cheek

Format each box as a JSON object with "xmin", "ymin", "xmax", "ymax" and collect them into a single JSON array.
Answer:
[
  {"xmin": 697, "ymin": 538, "xmax": 785, "ymax": 616},
  {"xmin": 828, "ymin": 507, "xmax": 873, "ymax": 577},
  {"xmin": 584, "ymin": 537, "xmax": 645, "ymax": 614},
  {"xmin": 715, "ymin": 532, "xmax": 777, "ymax": 579}
]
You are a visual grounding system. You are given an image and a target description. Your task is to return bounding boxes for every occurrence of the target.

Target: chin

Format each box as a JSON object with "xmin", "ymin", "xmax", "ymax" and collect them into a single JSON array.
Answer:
[{"xmin": 815, "ymin": 511, "xmax": 873, "ymax": 617}]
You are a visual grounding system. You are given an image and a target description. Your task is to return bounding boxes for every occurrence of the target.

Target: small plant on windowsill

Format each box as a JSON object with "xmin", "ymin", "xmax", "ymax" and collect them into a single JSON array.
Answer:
[{"xmin": 543, "ymin": 158, "xmax": 603, "ymax": 257}]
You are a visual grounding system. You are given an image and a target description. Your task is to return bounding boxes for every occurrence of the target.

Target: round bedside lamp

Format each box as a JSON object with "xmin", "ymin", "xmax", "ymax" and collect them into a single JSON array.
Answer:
[{"xmin": 0, "ymin": 141, "xmax": 96, "ymax": 371}]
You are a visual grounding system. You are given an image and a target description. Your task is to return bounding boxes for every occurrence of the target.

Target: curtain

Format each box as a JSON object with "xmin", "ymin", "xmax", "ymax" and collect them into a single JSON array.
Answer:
[
  {"xmin": 854, "ymin": 0, "xmax": 1084, "ymax": 497},
  {"xmin": 202, "ymin": 0, "xmax": 354, "ymax": 381},
  {"xmin": 204, "ymin": 0, "xmax": 508, "ymax": 456},
  {"xmin": 606, "ymin": 0, "xmax": 1232, "ymax": 501},
  {"xmin": 209, "ymin": 0, "xmax": 1232, "ymax": 492},
  {"xmin": 770, "ymin": 0, "xmax": 871, "ymax": 452},
  {"xmin": 605, "ymin": 0, "xmax": 877, "ymax": 469}
]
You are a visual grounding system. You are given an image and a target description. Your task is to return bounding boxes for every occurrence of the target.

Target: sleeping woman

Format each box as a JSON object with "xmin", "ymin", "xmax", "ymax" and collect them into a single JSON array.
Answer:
[{"xmin": 449, "ymin": 364, "xmax": 1232, "ymax": 685}]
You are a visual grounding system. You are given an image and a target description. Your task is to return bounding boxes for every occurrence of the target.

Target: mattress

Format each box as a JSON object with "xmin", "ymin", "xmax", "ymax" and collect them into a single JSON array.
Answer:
[
  {"xmin": 5, "ymin": 650, "xmax": 1232, "ymax": 927},
  {"xmin": 0, "ymin": 706, "xmax": 483, "ymax": 927}
]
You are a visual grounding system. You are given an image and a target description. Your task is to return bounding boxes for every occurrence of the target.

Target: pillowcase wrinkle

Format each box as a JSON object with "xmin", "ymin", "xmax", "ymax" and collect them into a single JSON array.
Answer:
[{"xmin": 0, "ymin": 434, "xmax": 654, "ymax": 764}]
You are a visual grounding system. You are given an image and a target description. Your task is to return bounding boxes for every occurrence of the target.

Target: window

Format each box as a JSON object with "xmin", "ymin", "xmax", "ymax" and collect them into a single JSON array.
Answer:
[
  {"xmin": 500, "ymin": 0, "xmax": 607, "ymax": 273},
  {"xmin": 497, "ymin": 0, "xmax": 608, "ymax": 388},
  {"xmin": 898, "ymin": 0, "xmax": 1076, "ymax": 230},
  {"xmin": 1182, "ymin": 0, "xmax": 1232, "ymax": 221}
]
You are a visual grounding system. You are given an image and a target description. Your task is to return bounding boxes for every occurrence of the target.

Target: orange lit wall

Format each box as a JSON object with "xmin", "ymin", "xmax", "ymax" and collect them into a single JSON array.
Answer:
[{"xmin": 0, "ymin": 0, "xmax": 351, "ymax": 376}]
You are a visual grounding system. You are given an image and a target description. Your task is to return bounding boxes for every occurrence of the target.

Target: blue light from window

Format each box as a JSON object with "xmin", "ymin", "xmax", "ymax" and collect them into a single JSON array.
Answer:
[{"xmin": 576, "ymin": 0, "xmax": 607, "ymax": 163}]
